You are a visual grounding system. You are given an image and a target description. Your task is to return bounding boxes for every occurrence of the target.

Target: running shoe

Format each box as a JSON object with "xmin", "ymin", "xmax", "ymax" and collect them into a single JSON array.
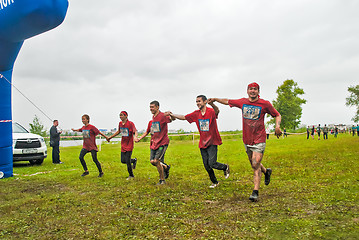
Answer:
[
  {"xmin": 265, "ymin": 168, "xmax": 272, "ymax": 185},
  {"xmin": 81, "ymin": 171, "xmax": 89, "ymax": 177},
  {"xmin": 164, "ymin": 165, "xmax": 171, "ymax": 179},
  {"xmin": 157, "ymin": 180, "xmax": 166, "ymax": 185},
  {"xmin": 126, "ymin": 176, "xmax": 134, "ymax": 180},
  {"xmin": 132, "ymin": 158, "xmax": 137, "ymax": 169},
  {"xmin": 249, "ymin": 191, "xmax": 259, "ymax": 202},
  {"xmin": 98, "ymin": 172, "xmax": 104, "ymax": 178},
  {"xmin": 209, "ymin": 183, "xmax": 219, "ymax": 188},
  {"xmin": 224, "ymin": 164, "xmax": 230, "ymax": 179}
]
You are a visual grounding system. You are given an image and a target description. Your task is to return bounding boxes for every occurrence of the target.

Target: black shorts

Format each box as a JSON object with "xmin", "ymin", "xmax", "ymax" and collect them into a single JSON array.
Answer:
[
  {"xmin": 121, "ymin": 151, "xmax": 132, "ymax": 164},
  {"xmin": 150, "ymin": 145, "xmax": 168, "ymax": 162}
]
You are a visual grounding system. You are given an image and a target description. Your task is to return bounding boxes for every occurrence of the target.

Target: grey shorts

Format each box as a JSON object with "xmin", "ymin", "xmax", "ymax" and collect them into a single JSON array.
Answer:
[
  {"xmin": 150, "ymin": 145, "xmax": 168, "ymax": 162},
  {"xmin": 244, "ymin": 142, "xmax": 266, "ymax": 154}
]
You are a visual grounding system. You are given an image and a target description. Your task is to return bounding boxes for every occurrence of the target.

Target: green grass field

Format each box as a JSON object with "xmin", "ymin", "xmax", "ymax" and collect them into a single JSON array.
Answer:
[{"xmin": 1, "ymin": 134, "xmax": 358, "ymax": 239}]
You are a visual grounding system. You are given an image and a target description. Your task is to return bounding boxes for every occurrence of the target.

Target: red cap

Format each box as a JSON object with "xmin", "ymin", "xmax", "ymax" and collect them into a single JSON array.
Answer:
[
  {"xmin": 120, "ymin": 111, "xmax": 128, "ymax": 116},
  {"xmin": 248, "ymin": 82, "xmax": 260, "ymax": 90}
]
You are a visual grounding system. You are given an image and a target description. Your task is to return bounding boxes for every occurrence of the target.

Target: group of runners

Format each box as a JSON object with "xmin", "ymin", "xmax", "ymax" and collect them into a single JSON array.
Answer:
[{"xmin": 71, "ymin": 82, "xmax": 282, "ymax": 202}]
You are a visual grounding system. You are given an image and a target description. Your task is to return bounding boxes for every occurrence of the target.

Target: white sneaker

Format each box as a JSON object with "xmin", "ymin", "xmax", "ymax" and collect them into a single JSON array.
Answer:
[
  {"xmin": 126, "ymin": 176, "xmax": 134, "ymax": 180},
  {"xmin": 209, "ymin": 183, "xmax": 219, "ymax": 188},
  {"xmin": 224, "ymin": 164, "xmax": 230, "ymax": 179}
]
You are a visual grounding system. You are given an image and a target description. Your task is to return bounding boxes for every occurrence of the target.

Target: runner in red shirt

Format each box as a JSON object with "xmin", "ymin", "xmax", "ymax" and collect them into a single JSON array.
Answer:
[
  {"xmin": 168, "ymin": 95, "xmax": 230, "ymax": 188},
  {"xmin": 71, "ymin": 114, "xmax": 109, "ymax": 177},
  {"xmin": 209, "ymin": 83, "xmax": 282, "ymax": 201},
  {"xmin": 136, "ymin": 101, "xmax": 172, "ymax": 185},
  {"xmin": 108, "ymin": 111, "xmax": 138, "ymax": 180}
]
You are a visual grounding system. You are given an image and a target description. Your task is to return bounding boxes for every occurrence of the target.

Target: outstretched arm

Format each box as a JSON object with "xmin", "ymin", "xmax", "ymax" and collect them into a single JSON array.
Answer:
[
  {"xmin": 165, "ymin": 111, "xmax": 186, "ymax": 120},
  {"xmin": 71, "ymin": 128, "xmax": 81, "ymax": 132},
  {"xmin": 170, "ymin": 113, "xmax": 186, "ymax": 120},
  {"xmin": 99, "ymin": 131, "xmax": 109, "ymax": 141},
  {"xmin": 208, "ymin": 98, "xmax": 229, "ymax": 105},
  {"xmin": 108, "ymin": 130, "xmax": 120, "ymax": 142},
  {"xmin": 136, "ymin": 131, "xmax": 149, "ymax": 142}
]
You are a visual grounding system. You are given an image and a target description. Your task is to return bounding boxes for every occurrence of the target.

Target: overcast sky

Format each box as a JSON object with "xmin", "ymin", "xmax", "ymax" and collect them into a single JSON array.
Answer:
[{"xmin": 11, "ymin": 0, "xmax": 359, "ymax": 132}]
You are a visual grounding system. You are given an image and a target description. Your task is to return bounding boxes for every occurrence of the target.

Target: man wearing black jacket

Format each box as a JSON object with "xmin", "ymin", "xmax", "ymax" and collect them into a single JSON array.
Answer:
[{"xmin": 50, "ymin": 120, "xmax": 63, "ymax": 164}]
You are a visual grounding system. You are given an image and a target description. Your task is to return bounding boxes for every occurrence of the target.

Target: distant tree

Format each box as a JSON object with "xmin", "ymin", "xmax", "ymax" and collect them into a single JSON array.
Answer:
[
  {"xmin": 345, "ymin": 85, "xmax": 359, "ymax": 123},
  {"xmin": 29, "ymin": 115, "xmax": 47, "ymax": 137},
  {"xmin": 177, "ymin": 129, "xmax": 185, "ymax": 134},
  {"xmin": 269, "ymin": 79, "xmax": 306, "ymax": 129}
]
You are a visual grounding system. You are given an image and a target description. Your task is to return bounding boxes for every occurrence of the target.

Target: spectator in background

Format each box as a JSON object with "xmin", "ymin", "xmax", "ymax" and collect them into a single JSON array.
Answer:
[
  {"xmin": 352, "ymin": 125, "xmax": 356, "ymax": 136},
  {"xmin": 307, "ymin": 126, "xmax": 310, "ymax": 139},
  {"xmin": 323, "ymin": 124, "xmax": 329, "ymax": 140},
  {"xmin": 317, "ymin": 124, "xmax": 321, "ymax": 140},
  {"xmin": 311, "ymin": 126, "xmax": 315, "ymax": 139},
  {"xmin": 50, "ymin": 120, "xmax": 62, "ymax": 164},
  {"xmin": 283, "ymin": 128, "xmax": 287, "ymax": 138},
  {"xmin": 334, "ymin": 126, "xmax": 339, "ymax": 138},
  {"xmin": 266, "ymin": 127, "xmax": 270, "ymax": 139}
]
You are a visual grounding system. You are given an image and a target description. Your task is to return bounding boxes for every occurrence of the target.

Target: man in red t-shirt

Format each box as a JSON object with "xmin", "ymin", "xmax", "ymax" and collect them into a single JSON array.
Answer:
[
  {"xmin": 108, "ymin": 111, "xmax": 138, "ymax": 180},
  {"xmin": 72, "ymin": 114, "xmax": 109, "ymax": 177},
  {"xmin": 168, "ymin": 95, "xmax": 230, "ymax": 188},
  {"xmin": 209, "ymin": 83, "xmax": 282, "ymax": 201},
  {"xmin": 136, "ymin": 101, "xmax": 172, "ymax": 185}
]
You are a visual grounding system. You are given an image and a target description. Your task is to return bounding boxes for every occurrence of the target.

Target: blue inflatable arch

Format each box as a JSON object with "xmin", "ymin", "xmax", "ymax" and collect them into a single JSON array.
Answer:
[{"xmin": 0, "ymin": 0, "xmax": 68, "ymax": 178}]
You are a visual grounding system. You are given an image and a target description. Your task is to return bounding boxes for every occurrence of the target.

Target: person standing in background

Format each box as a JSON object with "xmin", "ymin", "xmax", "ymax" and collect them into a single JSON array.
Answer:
[
  {"xmin": 323, "ymin": 124, "xmax": 329, "ymax": 140},
  {"xmin": 50, "ymin": 120, "xmax": 63, "ymax": 164},
  {"xmin": 317, "ymin": 124, "xmax": 321, "ymax": 140},
  {"xmin": 311, "ymin": 126, "xmax": 315, "ymax": 140}
]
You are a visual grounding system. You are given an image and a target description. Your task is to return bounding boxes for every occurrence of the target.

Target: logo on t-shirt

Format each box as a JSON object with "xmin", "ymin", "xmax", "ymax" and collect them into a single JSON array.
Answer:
[
  {"xmin": 198, "ymin": 119, "xmax": 210, "ymax": 132},
  {"xmin": 151, "ymin": 121, "xmax": 161, "ymax": 134},
  {"xmin": 82, "ymin": 130, "xmax": 90, "ymax": 139},
  {"xmin": 242, "ymin": 104, "xmax": 261, "ymax": 120},
  {"xmin": 120, "ymin": 127, "xmax": 129, "ymax": 137}
]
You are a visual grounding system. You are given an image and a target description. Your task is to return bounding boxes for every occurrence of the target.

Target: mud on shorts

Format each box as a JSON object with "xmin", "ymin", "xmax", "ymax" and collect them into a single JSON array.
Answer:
[
  {"xmin": 150, "ymin": 145, "xmax": 168, "ymax": 162},
  {"xmin": 244, "ymin": 142, "xmax": 266, "ymax": 154}
]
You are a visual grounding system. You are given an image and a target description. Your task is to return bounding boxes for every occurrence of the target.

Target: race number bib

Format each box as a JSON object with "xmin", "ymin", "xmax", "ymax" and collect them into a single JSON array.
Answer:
[
  {"xmin": 82, "ymin": 130, "xmax": 90, "ymax": 139},
  {"xmin": 198, "ymin": 119, "xmax": 210, "ymax": 132},
  {"xmin": 242, "ymin": 104, "xmax": 261, "ymax": 120},
  {"xmin": 120, "ymin": 127, "xmax": 129, "ymax": 137},
  {"xmin": 151, "ymin": 122, "xmax": 161, "ymax": 134}
]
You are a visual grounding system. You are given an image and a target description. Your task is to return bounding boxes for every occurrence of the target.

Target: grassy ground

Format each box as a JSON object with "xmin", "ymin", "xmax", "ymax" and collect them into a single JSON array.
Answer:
[{"xmin": 1, "ymin": 134, "xmax": 358, "ymax": 239}]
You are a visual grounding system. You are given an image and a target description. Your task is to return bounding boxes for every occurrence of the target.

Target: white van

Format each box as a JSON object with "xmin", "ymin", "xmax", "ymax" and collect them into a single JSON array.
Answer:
[{"xmin": 12, "ymin": 122, "xmax": 47, "ymax": 165}]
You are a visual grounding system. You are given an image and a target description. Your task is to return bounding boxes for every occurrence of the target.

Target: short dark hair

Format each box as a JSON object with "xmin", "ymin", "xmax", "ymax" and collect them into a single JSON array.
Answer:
[
  {"xmin": 82, "ymin": 114, "xmax": 90, "ymax": 122},
  {"xmin": 150, "ymin": 100, "xmax": 160, "ymax": 107},
  {"xmin": 53, "ymin": 120, "xmax": 58, "ymax": 123},
  {"xmin": 196, "ymin": 95, "xmax": 207, "ymax": 101}
]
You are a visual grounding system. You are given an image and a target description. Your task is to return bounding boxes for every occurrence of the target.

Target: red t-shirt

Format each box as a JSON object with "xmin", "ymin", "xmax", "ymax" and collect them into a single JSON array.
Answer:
[
  {"xmin": 228, "ymin": 98, "xmax": 280, "ymax": 145},
  {"xmin": 146, "ymin": 112, "xmax": 171, "ymax": 150},
  {"xmin": 185, "ymin": 107, "xmax": 222, "ymax": 149},
  {"xmin": 80, "ymin": 124, "xmax": 100, "ymax": 151},
  {"xmin": 118, "ymin": 120, "xmax": 136, "ymax": 152}
]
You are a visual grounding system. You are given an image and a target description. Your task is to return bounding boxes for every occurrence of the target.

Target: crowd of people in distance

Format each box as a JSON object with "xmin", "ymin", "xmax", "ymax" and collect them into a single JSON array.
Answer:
[{"xmin": 305, "ymin": 124, "xmax": 359, "ymax": 140}]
